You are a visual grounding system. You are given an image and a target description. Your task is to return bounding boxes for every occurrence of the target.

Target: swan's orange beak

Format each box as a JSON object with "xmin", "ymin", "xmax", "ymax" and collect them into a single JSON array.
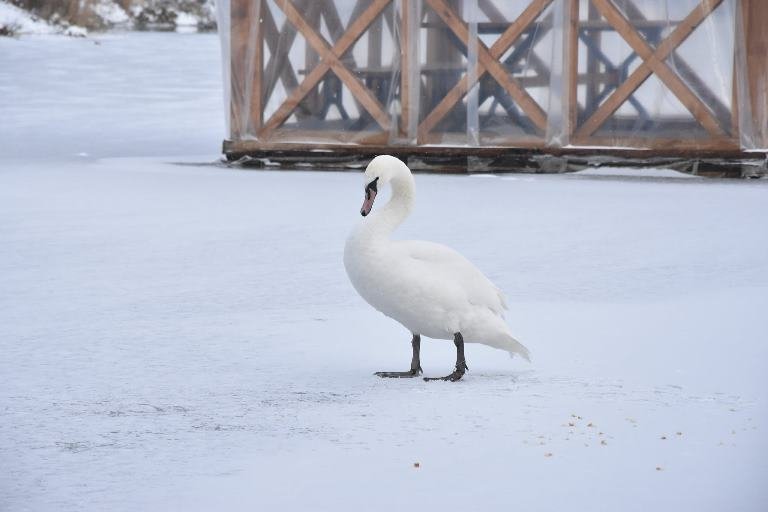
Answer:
[{"xmin": 360, "ymin": 178, "xmax": 378, "ymax": 216}]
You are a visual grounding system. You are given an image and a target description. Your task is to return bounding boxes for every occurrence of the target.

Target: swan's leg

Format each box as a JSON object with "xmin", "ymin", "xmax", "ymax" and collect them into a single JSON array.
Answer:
[
  {"xmin": 424, "ymin": 332, "xmax": 468, "ymax": 382},
  {"xmin": 374, "ymin": 334, "xmax": 423, "ymax": 378}
]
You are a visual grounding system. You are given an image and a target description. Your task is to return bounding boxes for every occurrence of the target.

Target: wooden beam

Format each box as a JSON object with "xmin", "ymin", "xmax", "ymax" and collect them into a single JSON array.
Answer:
[
  {"xmin": 247, "ymin": 0, "xmax": 264, "ymax": 131},
  {"xmin": 225, "ymin": 137, "xmax": 754, "ymax": 161},
  {"xmin": 261, "ymin": 0, "xmax": 303, "ymax": 110},
  {"xmin": 478, "ymin": 0, "xmax": 505, "ymax": 23},
  {"xmin": 744, "ymin": 0, "xmax": 768, "ymax": 147},
  {"xmin": 229, "ymin": 0, "xmax": 252, "ymax": 139},
  {"xmin": 565, "ymin": 0, "xmax": 580, "ymax": 141},
  {"xmin": 584, "ymin": 1, "xmax": 601, "ymax": 114},
  {"xmin": 319, "ymin": 0, "xmax": 366, "ymax": 116},
  {"xmin": 418, "ymin": 0, "xmax": 552, "ymax": 139},
  {"xmin": 619, "ymin": 0, "xmax": 732, "ymax": 132},
  {"xmin": 399, "ymin": 0, "xmax": 413, "ymax": 138},
  {"xmin": 577, "ymin": 0, "xmax": 726, "ymax": 139},
  {"xmin": 259, "ymin": 0, "xmax": 392, "ymax": 138}
]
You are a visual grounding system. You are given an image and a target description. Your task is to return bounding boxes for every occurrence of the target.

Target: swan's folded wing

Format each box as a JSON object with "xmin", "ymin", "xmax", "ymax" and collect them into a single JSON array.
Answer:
[{"xmin": 397, "ymin": 240, "xmax": 508, "ymax": 316}]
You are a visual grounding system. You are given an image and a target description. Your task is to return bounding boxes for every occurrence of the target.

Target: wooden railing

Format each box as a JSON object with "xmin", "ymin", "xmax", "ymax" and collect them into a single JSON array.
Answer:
[{"xmin": 227, "ymin": 0, "xmax": 767, "ymax": 154}]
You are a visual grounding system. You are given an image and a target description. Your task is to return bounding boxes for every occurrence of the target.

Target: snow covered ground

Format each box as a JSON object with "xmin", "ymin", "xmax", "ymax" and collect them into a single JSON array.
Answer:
[{"xmin": 2, "ymin": 33, "xmax": 768, "ymax": 512}]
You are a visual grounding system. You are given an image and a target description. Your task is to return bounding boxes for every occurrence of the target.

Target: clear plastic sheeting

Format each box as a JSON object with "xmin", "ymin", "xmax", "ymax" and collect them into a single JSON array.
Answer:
[{"xmin": 218, "ymin": 0, "xmax": 768, "ymax": 151}]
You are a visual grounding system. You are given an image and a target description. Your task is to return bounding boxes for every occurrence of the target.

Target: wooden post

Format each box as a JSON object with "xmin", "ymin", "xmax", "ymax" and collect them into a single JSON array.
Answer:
[
  {"xmin": 576, "ymin": 0, "xmax": 726, "ymax": 140},
  {"xmin": 424, "ymin": 0, "xmax": 462, "ymax": 124},
  {"xmin": 743, "ymin": 0, "xmax": 768, "ymax": 147},
  {"xmin": 585, "ymin": 1, "xmax": 601, "ymax": 115},
  {"xmin": 248, "ymin": 0, "xmax": 264, "ymax": 133},
  {"xmin": 565, "ymin": 0, "xmax": 580, "ymax": 142},
  {"xmin": 304, "ymin": 1, "xmax": 323, "ymax": 116},
  {"xmin": 368, "ymin": 4, "xmax": 383, "ymax": 68},
  {"xmin": 399, "ymin": 0, "xmax": 413, "ymax": 139},
  {"xmin": 230, "ymin": 0, "xmax": 251, "ymax": 139}
]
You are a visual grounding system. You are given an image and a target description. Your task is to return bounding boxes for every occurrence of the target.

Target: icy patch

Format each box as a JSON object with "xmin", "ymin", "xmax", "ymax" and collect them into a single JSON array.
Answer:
[{"xmin": 574, "ymin": 166, "xmax": 700, "ymax": 179}]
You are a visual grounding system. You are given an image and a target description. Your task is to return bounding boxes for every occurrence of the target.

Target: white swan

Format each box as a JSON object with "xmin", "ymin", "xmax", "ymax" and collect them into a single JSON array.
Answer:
[{"xmin": 344, "ymin": 155, "xmax": 530, "ymax": 381}]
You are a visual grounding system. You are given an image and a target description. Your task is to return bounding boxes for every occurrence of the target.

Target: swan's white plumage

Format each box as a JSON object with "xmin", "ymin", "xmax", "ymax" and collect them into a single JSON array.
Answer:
[{"xmin": 344, "ymin": 155, "xmax": 530, "ymax": 361}]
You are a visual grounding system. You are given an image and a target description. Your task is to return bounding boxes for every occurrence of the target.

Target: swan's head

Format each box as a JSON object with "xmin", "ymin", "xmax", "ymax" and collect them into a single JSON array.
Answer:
[{"xmin": 360, "ymin": 155, "xmax": 409, "ymax": 216}]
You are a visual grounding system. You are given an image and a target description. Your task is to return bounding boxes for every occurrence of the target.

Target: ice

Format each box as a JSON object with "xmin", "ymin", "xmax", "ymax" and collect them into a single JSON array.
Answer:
[
  {"xmin": 0, "ymin": 31, "xmax": 224, "ymax": 160},
  {"xmin": 1, "ymin": 32, "xmax": 767, "ymax": 512}
]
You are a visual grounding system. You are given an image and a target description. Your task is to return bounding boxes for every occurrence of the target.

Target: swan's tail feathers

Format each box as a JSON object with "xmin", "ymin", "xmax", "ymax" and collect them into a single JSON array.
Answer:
[{"xmin": 502, "ymin": 334, "xmax": 531, "ymax": 362}]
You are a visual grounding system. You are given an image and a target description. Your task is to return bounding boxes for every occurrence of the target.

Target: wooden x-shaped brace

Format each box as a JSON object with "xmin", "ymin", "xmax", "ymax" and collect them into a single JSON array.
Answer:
[
  {"xmin": 576, "ymin": 0, "xmax": 726, "ymax": 139},
  {"xmin": 418, "ymin": 0, "xmax": 552, "ymax": 140},
  {"xmin": 259, "ymin": 0, "xmax": 392, "ymax": 138}
]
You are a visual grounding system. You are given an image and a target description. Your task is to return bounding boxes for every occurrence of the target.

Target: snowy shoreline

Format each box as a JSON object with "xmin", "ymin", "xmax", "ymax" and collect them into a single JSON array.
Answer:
[{"xmin": 0, "ymin": 0, "xmax": 216, "ymax": 37}]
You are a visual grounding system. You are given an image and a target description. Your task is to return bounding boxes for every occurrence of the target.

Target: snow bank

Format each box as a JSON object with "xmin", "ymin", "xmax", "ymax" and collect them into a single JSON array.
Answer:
[
  {"xmin": 91, "ymin": 0, "xmax": 130, "ymax": 25},
  {"xmin": 0, "ymin": 1, "xmax": 56, "ymax": 35},
  {"xmin": 0, "ymin": 0, "xmax": 89, "ymax": 36},
  {"xmin": 0, "ymin": 0, "xmax": 215, "ymax": 35}
]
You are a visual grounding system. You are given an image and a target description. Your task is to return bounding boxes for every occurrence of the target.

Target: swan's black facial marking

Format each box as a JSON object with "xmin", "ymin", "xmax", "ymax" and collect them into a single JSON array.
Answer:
[
  {"xmin": 365, "ymin": 177, "xmax": 379, "ymax": 198},
  {"xmin": 360, "ymin": 177, "xmax": 379, "ymax": 217}
]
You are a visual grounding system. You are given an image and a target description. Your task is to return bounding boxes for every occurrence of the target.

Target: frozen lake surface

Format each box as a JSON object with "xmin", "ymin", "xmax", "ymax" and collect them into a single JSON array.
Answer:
[{"xmin": 1, "ymin": 32, "xmax": 768, "ymax": 512}]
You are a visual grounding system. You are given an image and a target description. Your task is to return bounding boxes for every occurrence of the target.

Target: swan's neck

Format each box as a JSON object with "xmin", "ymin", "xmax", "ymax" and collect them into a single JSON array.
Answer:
[{"xmin": 360, "ymin": 174, "xmax": 415, "ymax": 241}]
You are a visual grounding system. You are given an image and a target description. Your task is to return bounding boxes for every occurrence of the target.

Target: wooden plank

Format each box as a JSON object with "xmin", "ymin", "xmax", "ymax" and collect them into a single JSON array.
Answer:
[
  {"xmin": 399, "ymin": 0, "xmax": 412, "ymax": 137},
  {"xmin": 597, "ymin": 0, "xmax": 726, "ymax": 136},
  {"xmin": 251, "ymin": 128, "xmax": 392, "ymax": 145},
  {"xmin": 344, "ymin": 64, "xmax": 614, "ymax": 86},
  {"xmin": 478, "ymin": 0, "xmax": 505, "ymax": 23},
  {"xmin": 319, "ymin": 0, "xmax": 366, "ymax": 116},
  {"xmin": 418, "ymin": 0, "xmax": 552, "ymax": 139},
  {"xmin": 260, "ymin": 64, "xmax": 331, "ymax": 139},
  {"xmin": 248, "ymin": 0, "xmax": 264, "ymax": 131},
  {"xmin": 261, "ymin": 0, "xmax": 304, "ymax": 109},
  {"xmin": 330, "ymin": 61, "xmax": 391, "ymax": 129},
  {"xmin": 368, "ymin": 3, "xmax": 383, "ymax": 68},
  {"xmin": 229, "ymin": 0, "xmax": 252, "ymax": 139},
  {"xmin": 565, "ymin": 0, "xmax": 579, "ymax": 140},
  {"xmin": 585, "ymin": 1, "xmax": 601, "ymax": 114},
  {"xmin": 259, "ymin": 0, "xmax": 392, "ymax": 137},
  {"xmin": 620, "ymin": 0, "xmax": 732, "ymax": 131},
  {"xmin": 304, "ymin": 1, "xmax": 323, "ymax": 115},
  {"xmin": 577, "ymin": 0, "xmax": 726, "ymax": 139},
  {"xmin": 571, "ymin": 135, "xmax": 739, "ymax": 151},
  {"xmin": 744, "ymin": 0, "xmax": 768, "ymax": 146},
  {"xmin": 225, "ymin": 137, "xmax": 754, "ymax": 159}
]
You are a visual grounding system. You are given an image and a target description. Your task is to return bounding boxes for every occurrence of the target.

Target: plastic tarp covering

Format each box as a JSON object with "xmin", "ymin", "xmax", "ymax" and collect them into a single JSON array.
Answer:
[{"xmin": 218, "ymin": 0, "xmax": 767, "ymax": 151}]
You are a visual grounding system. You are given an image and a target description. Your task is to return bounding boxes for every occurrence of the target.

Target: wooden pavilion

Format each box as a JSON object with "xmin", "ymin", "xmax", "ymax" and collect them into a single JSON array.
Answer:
[{"xmin": 221, "ymin": 0, "xmax": 767, "ymax": 176}]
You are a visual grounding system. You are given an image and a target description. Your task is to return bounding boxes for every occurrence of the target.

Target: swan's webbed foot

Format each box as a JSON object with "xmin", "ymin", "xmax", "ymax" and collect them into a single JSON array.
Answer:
[
  {"xmin": 424, "ymin": 361, "xmax": 468, "ymax": 382},
  {"xmin": 424, "ymin": 333, "xmax": 468, "ymax": 382},
  {"xmin": 375, "ymin": 334, "xmax": 422, "ymax": 379},
  {"xmin": 374, "ymin": 367, "xmax": 423, "ymax": 378}
]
